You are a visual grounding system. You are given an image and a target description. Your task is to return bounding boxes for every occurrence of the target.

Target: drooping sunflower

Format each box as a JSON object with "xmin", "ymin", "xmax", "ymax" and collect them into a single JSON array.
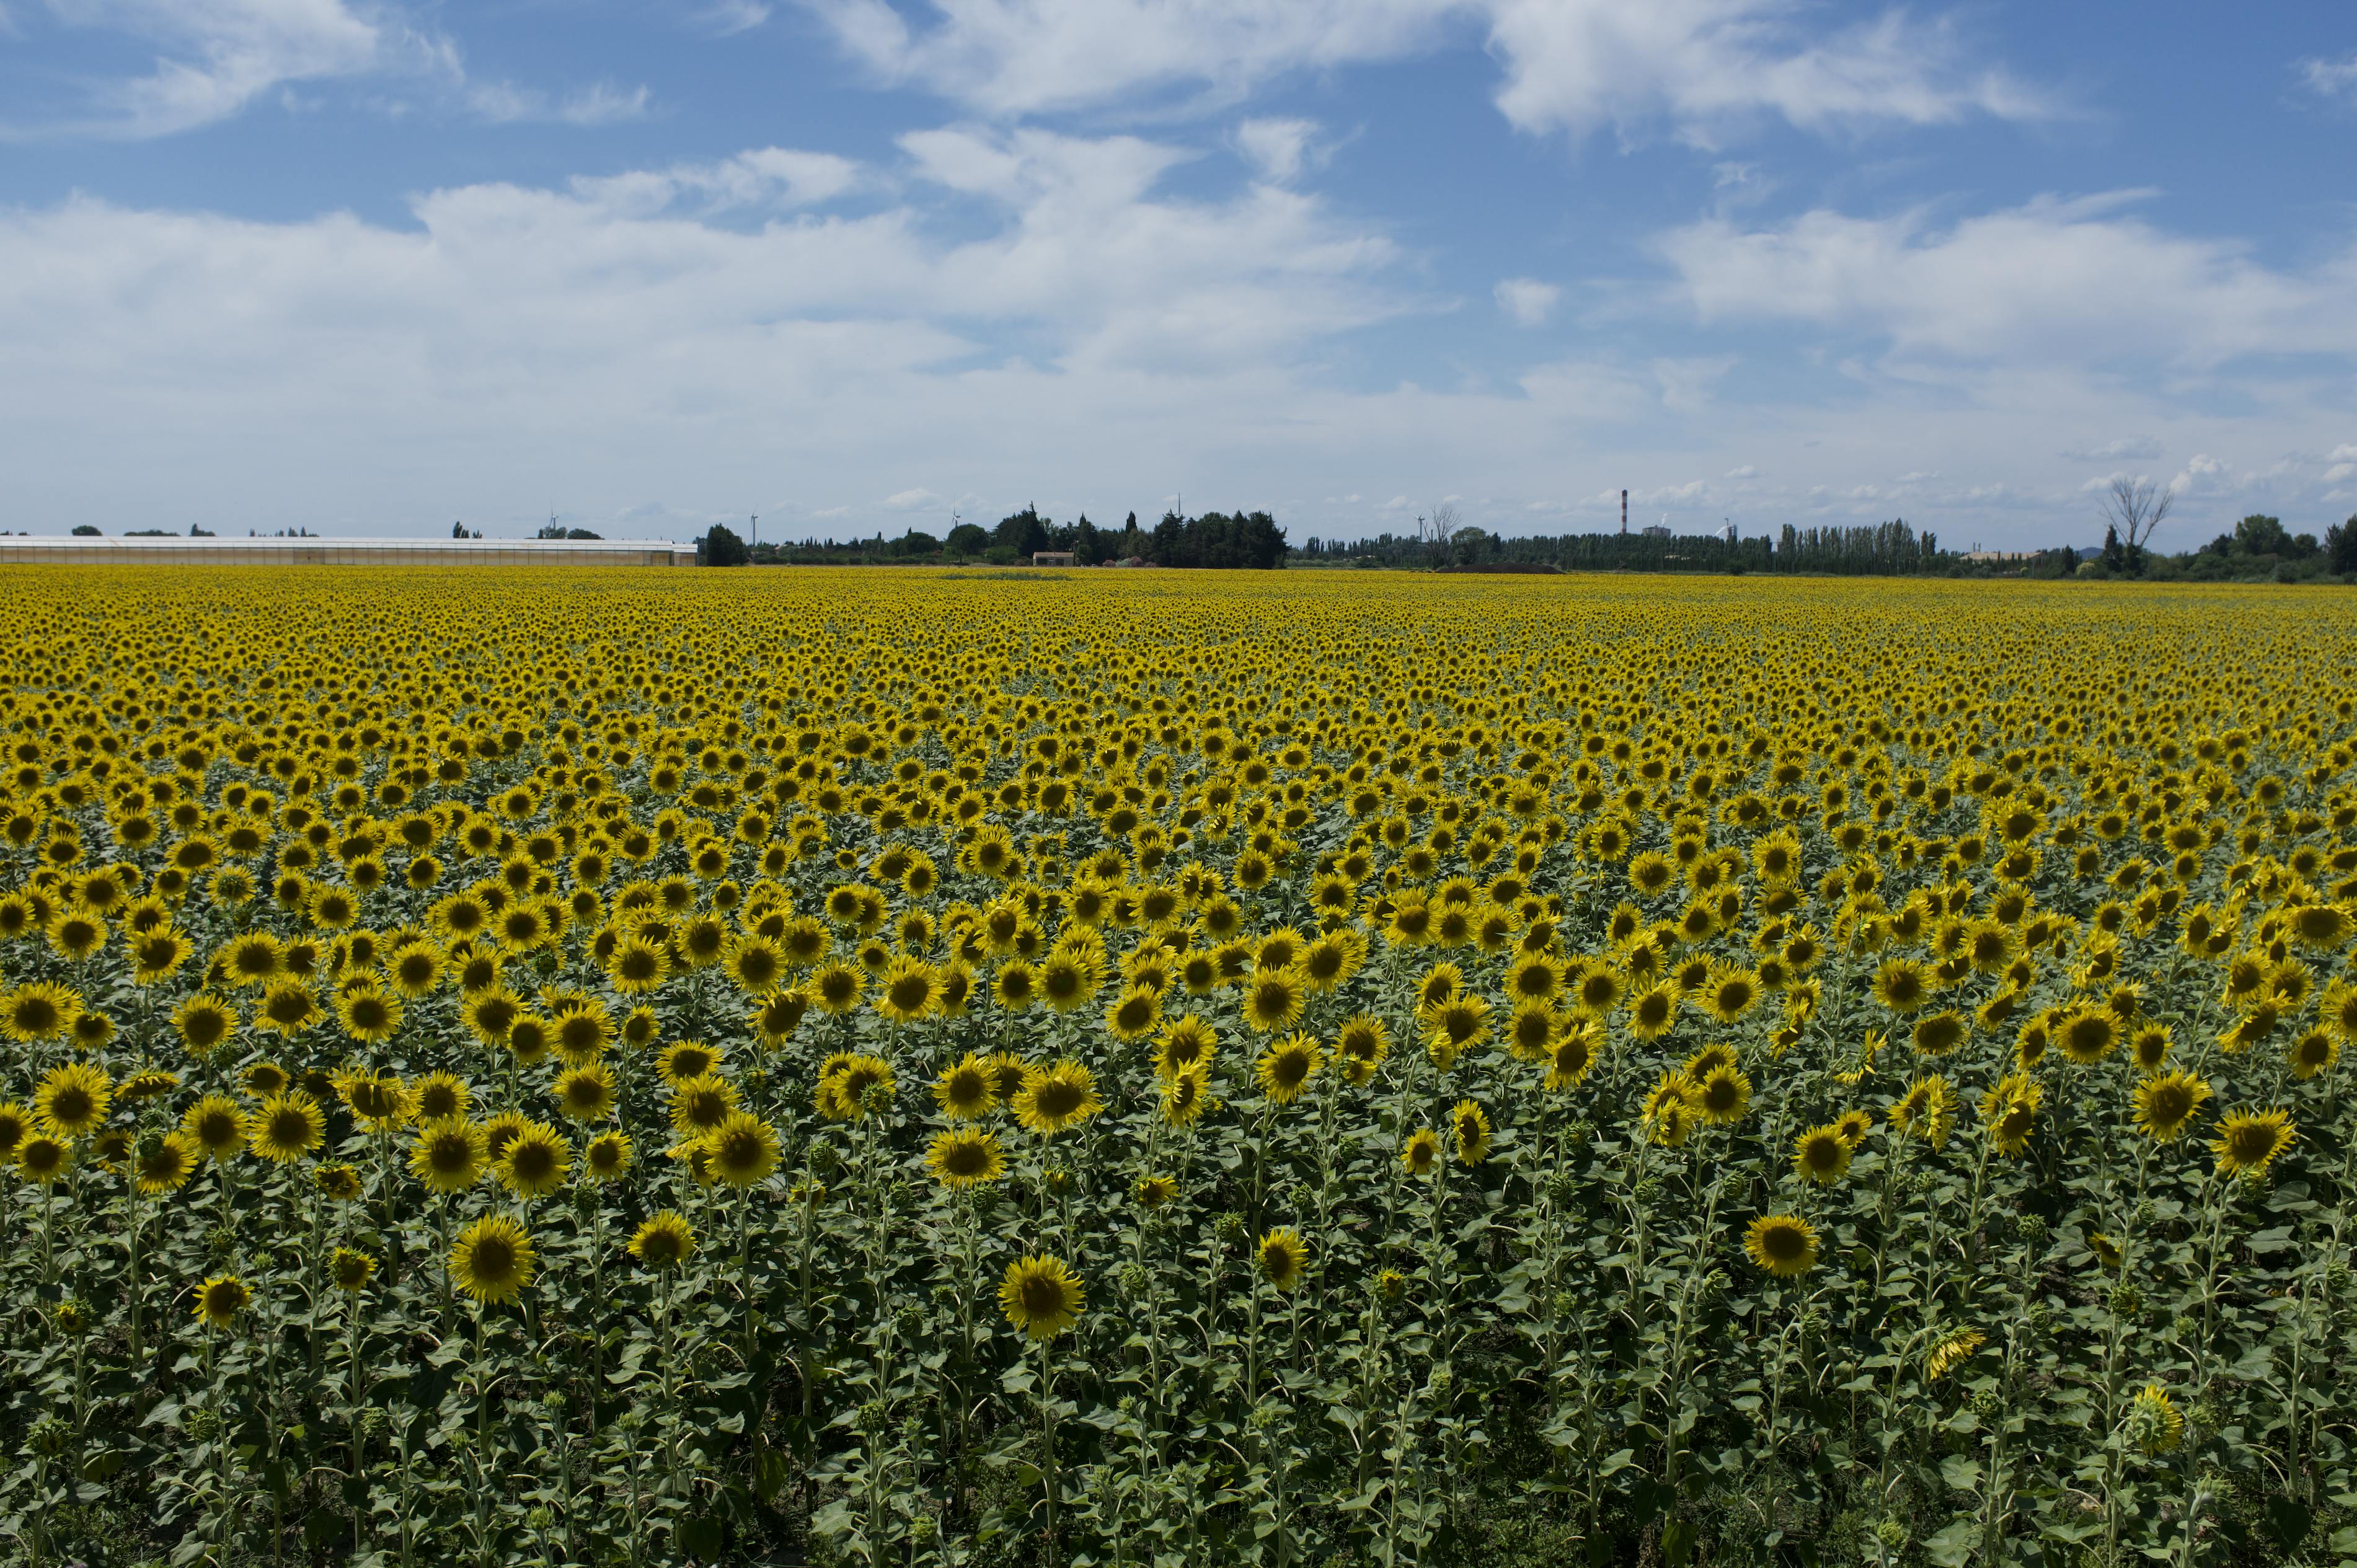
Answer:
[
  {"xmin": 2126, "ymin": 1382, "xmax": 2184, "ymax": 1455},
  {"xmin": 1255, "ymin": 1033, "xmax": 1322, "ymax": 1105},
  {"xmin": 2210, "ymin": 1108, "xmax": 2295, "ymax": 1179},
  {"xmin": 449, "ymin": 1213, "xmax": 536, "ymax": 1306},
  {"xmin": 407, "ymin": 1117, "xmax": 485, "ymax": 1195},
  {"xmin": 192, "ymin": 1274, "xmax": 252, "ymax": 1329},
  {"xmin": 926, "ymin": 1128, "xmax": 1006, "ymax": 1189},
  {"xmin": 1924, "ymin": 1328, "xmax": 1984, "ymax": 1381},
  {"xmin": 629, "ymin": 1210, "xmax": 697, "ymax": 1271},
  {"xmin": 2131, "ymin": 1069, "xmax": 2210, "ymax": 1142},
  {"xmin": 1743, "ymin": 1213, "xmax": 1817, "ymax": 1279},
  {"xmin": 1792, "ymin": 1123, "xmax": 1852, "ymax": 1185},
  {"xmin": 1256, "ymin": 1227, "xmax": 1309, "ymax": 1291},
  {"xmin": 999, "ymin": 1253, "xmax": 1086, "ymax": 1341},
  {"xmin": 250, "ymin": 1092, "xmax": 325, "ymax": 1165},
  {"xmin": 33, "ymin": 1062, "xmax": 111, "ymax": 1139}
]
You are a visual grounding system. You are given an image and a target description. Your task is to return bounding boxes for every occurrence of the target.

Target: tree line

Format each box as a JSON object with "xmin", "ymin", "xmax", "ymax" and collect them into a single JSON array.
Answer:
[{"xmin": 699, "ymin": 508, "xmax": 1286, "ymax": 570}]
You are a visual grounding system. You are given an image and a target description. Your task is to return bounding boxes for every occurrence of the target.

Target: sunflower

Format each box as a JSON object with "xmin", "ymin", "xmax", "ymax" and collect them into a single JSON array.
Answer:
[
  {"xmin": 407, "ymin": 1117, "xmax": 485, "ymax": 1194},
  {"xmin": 385, "ymin": 941, "xmax": 444, "ymax": 999},
  {"xmin": 926, "ymin": 1128, "xmax": 1006, "ymax": 1189},
  {"xmin": 315, "ymin": 1162, "xmax": 363, "ymax": 1200},
  {"xmin": 411, "ymin": 1071, "xmax": 471, "ymax": 1124},
  {"xmin": 192, "ymin": 1274, "xmax": 252, "ymax": 1329},
  {"xmin": 334, "ymin": 985, "xmax": 402, "ymax": 1045},
  {"xmin": 815, "ymin": 1054, "xmax": 893, "ymax": 1121},
  {"xmin": 1743, "ymin": 1213, "xmax": 1817, "ymax": 1278},
  {"xmin": 1161, "ymin": 1065, "xmax": 1211, "ymax": 1127},
  {"xmin": 2288, "ymin": 1028, "xmax": 2338, "ymax": 1080},
  {"xmin": 2126, "ymin": 1383, "xmax": 2185, "ymax": 1455},
  {"xmin": 999, "ymin": 1253, "xmax": 1086, "ymax": 1340},
  {"xmin": 2055, "ymin": 1006, "xmax": 2116, "ymax": 1066},
  {"xmin": 751, "ymin": 987, "xmax": 811, "ymax": 1047},
  {"xmin": 658, "ymin": 1040, "xmax": 723, "ymax": 1085},
  {"xmin": 250, "ymin": 1092, "xmax": 325, "ymax": 1164},
  {"xmin": 1450, "ymin": 1098, "xmax": 1492, "ymax": 1165},
  {"xmin": 0, "ymin": 1103, "xmax": 27, "ymax": 1164},
  {"xmin": 496, "ymin": 1122, "xmax": 571, "ymax": 1197},
  {"xmin": 3, "ymin": 981, "xmax": 82, "ymax": 1042},
  {"xmin": 1625, "ymin": 983, "xmax": 1679, "ymax": 1040},
  {"xmin": 1255, "ymin": 1033, "xmax": 1322, "ymax": 1105},
  {"xmin": 129, "ymin": 927, "xmax": 191, "ymax": 984},
  {"xmin": 2210, "ymin": 1108, "xmax": 2295, "ymax": 1179},
  {"xmin": 1422, "ymin": 993, "xmax": 1490, "ymax": 1070},
  {"xmin": 606, "ymin": 936, "xmax": 672, "ymax": 995},
  {"xmin": 1694, "ymin": 1067, "xmax": 1751, "ymax": 1126},
  {"xmin": 553, "ymin": 1064, "xmax": 617, "ymax": 1122},
  {"xmin": 1401, "ymin": 1127, "xmax": 1441, "ymax": 1176},
  {"xmin": 2129, "ymin": 1023, "xmax": 2172, "ymax": 1073},
  {"xmin": 629, "ymin": 1210, "xmax": 697, "ymax": 1271},
  {"xmin": 1870, "ymin": 958, "xmax": 1934, "ymax": 1014},
  {"xmin": 704, "ymin": 1111, "xmax": 781, "ymax": 1187},
  {"xmin": 1834, "ymin": 1108, "xmax": 1875, "ymax": 1149},
  {"xmin": 1979, "ymin": 1073, "xmax": 2042, "ymax": 1158},
  {"xmin": 1103, "ymin": 985, "xmax": 1161, "ymax": 1042},
  {"xmin": 33, "ymin": 1062, "xmax": 111, "ymax": 1139},
  {"xmin": 1015, "ymin": 1060, "xmax": 1102, "ymax": 1137},
  {"xmin": 182, "ymin": 1095, "xmax": 248, "ymax": 1161},
  {"xmin": 1910, "ymin": 1009, "xmax": 1968, "ymax": 1058},
  {"xmin": 1701, "ymin": 964, "xmax": 1760, "ymax": 1023},
  {"xmin": 17, "ymin": 1133, "xmax": 71, "ymax": 1184},
  {"xmin": 1335, "ymin": 1013, "xmax": 1391, "ymax": 1080},
  {"xmin": 1257, "ymin": 1228, "xmax": 1309, "ymax": 1291},
  {"xmin": 1544, "ymin": 1024, "xmax": 1598, "ymax": 1091},
  {"xmin": 133, "ymin": 1132, "xmax": 200, "ymax": 1194},
  {"xmin": 1791, "ymin": 1124, "xmax": 1851, "ymax": 1185},
  {"xmin": 2131, "ymin": 1069, "xmax": 2210, "ymax": 1142},
  {"xmin": 672, "ymin": 1073, "xmax": 742, "ymax": 1135},
  {"xmin": 874, "ymin": 955, "xmax": 939, "ymax": 1023},
  {"xmin": 449, "ymin": 1213, "xmax": 536, "ymax": 1305},
  {"xmin": 1242, "ymin": 967, "xmax": 1306, "ymax": 1034},
  {"xmin": 584, "ymin": 1130, "xmax": 633, "ymax": 1181},
  {"xmin": 1924, "ymin": 1328, "xmax": 1984, "ymax": 1381},
  {"xmin": 47, "ymin": 905, "xmax": 105, "ymax": 961},
  {"xmin": 2087, "ymin": 1231, "xmax": 2123, "ymax": 1269},
  {"xmin": 329, "ymin": 1247, "xmax": 377, "ymax": 1292},
  {"xmin": 1153, "ymin": 1015, "xmax": 1219, "ymax": 1079},
  {"xmin": 1887, "ymin": 1073, "xmax": 1953, "ymax": 1147}
]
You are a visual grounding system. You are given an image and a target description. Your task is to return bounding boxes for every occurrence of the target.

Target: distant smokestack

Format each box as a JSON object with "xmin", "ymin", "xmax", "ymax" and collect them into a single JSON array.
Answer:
[{"xmin": 1621, "ymin": 490, "xmax": 1627, "ymax": 535}]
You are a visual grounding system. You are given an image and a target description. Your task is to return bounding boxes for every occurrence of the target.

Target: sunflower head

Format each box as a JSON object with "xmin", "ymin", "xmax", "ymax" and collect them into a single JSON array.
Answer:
[
  {"xmin": 449, "ymin": 1213, "xmax": 536, "ymax": 1306},
  {"xmin": 192, "ymin": 1274, "xmax": 252, "ymax": 1330},
  {"xmin": 924, "ymin": 1128, "xmax": 1006, "ymax": 1189},
  {"xmin": 628, "ymin": 1210, "xmax": 697, "ymax": 1271},
  {"xmin": 1743, "ymin": 1213, "xmax": 1818, "ymax": 1279},
  {"xmin": 1256, "ymin": 1228, "xmax": 1309, "ymax": 1291},
  {"xmin": 999, "ymin": 1254, "xmax": 1085, "ymax": 1341}
]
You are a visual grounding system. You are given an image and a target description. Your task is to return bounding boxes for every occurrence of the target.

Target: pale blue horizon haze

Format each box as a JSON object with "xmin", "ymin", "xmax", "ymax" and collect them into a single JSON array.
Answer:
[{"xmin": 2, "ymin": 0, "xmax": 2354, "ymax": 550}]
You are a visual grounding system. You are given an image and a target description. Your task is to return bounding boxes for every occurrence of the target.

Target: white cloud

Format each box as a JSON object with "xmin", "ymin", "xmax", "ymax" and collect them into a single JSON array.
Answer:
[
  {"xmin": 1236, "ymin": 117, "xmax": 1320, "ymax": 183},
  {"xmin": 1493, "ymin": 276, "xmax": 1559, "ymax": 325},
  {"xmin": 2061, "ymin": 436, "xmax": 2161, "ymax": 462},
  {"xmin": 18, "ymin": 0, "xmax": 383, "ymax": 138},
  {"xmin": 1661, "ymin": 192, "xmax": 2357, "ymax": 367},
  {"xmin": 570, "ymin": 148, "xmax": 860, "ymax": 216},
  {"xmin": 799, "ymin": 0, "xmax": 2046, "ymax": 144},
  {"xmin": 697, "ymin": 0, "xmax": 772, "ymax": 36},
  {"xmin": 2170, "ymin": 453, "xmax": 2222, "ymax": 493},
  {"xmin": 1725, "ymin": 464, "xmax": 1756, "ymax": 478},
  {"xmin": 884, "ymin": 488, "xmax": 946, "ymax": 510},
  {"xmin": 2329, "ymin": 443, "xmax": 2357, "ymax": 463},
  {"xmin": 466, "ymin": 80, "xmax": 652, "ymax": 127},
  {"xmin": 2300, "ymin": 52, "xmax": 2357, "ymax": 103}
]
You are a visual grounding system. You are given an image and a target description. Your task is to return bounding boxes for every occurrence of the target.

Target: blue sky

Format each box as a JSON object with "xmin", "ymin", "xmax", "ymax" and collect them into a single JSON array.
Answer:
[{"xmin": 2, "ymin": 1, "xmax": 2353, "ymax": 548}]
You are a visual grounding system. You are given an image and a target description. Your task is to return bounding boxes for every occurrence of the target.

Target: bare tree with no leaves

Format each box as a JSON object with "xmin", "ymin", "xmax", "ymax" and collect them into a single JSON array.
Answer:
[{"xmin": 2098, "ymin": 475, "xmax": 2173, "ymax": 567}]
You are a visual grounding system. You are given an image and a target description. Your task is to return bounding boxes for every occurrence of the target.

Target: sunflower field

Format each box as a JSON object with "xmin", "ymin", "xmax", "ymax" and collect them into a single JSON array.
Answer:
[{"xmin": 0, "ymin": 566, "xmax": 2352, "ymax": 1568}]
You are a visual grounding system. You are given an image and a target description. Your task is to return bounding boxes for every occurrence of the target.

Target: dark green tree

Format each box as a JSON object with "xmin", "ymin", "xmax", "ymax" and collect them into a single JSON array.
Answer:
[{"xmin": 701, "ymin": 522, "xmax": 748, "ymax": 566}]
